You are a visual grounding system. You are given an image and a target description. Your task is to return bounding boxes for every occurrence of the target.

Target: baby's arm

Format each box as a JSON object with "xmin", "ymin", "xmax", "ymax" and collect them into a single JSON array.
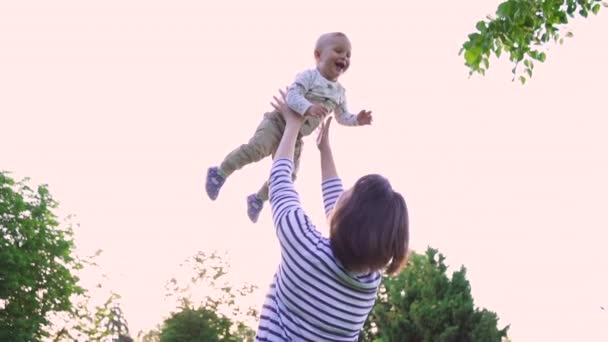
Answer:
[
  {"xmin": 286, "ymin": 70, "xmax": 315, "ymax": 115},
  {"xmin": 286, "ymin": 70, "xmax": 328, "ymax": 118},
  {"xmin": 334, "ymin": 104, "xmax": 359, "ymax": 126},
  {"xmin": 335, "ymin": 90, "xmax": 373, "ymax": 126}
]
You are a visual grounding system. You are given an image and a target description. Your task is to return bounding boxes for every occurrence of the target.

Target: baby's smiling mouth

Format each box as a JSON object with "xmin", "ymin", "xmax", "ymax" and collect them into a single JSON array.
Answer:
[{"xmin": 335, "ymin": 61, "xmax": 347, "ymax": 72}]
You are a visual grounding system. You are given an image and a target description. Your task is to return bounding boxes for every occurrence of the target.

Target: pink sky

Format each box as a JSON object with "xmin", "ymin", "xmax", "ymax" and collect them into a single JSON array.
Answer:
[{"xmin": 2, "ymin": 1, "xmax": 607, "ymax": 340}]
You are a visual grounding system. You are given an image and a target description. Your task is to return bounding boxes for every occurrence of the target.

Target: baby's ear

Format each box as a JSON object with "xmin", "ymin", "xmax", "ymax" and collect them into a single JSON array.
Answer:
[{"xmin": 314, "ymin": 49, "xmax": 321, "ymax": 61}]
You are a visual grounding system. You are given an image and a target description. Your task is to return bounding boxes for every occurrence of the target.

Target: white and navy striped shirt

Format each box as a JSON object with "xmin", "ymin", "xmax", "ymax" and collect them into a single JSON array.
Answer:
[{"xmin": 255, "ymin": 158, "xmax": 381, "ymax": 342}]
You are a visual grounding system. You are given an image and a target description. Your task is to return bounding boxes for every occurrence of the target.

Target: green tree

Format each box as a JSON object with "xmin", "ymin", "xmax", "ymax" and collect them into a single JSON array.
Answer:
[
  {"xmin": 105, "ymin": 303, "xmax": 132, "ymax": 341},
  {"xmin": 144, "ymin": 251, "xmax": 258, "ymax": 342},
  {"xmin": 46, "ymin": 250, "xmax": 134, "ymax": 341},
  {"xmin": 360, "ymin": 248, "xmax": 509, "ymax": 342},
  {"xmin": 137, "ymin": 326, "xmax": 161, "ymax": 342},
  {"xmin": 461, "ymin": 0, "xmax": 607, "ymax": 83},
  {"xmin": 0, "ymin": 171, "xmax": 83, "ymax": 341},
  {"xmin": 52, "ymin": 292, "xmax": 134, "ymax": 341},
  {"xmin": 159, "ymin": 302, "xmax": 248, "ymax": 342}
]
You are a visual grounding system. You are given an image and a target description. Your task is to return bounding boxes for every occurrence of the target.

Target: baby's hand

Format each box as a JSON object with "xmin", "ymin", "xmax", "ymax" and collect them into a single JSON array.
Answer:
[
  {"xmin": 305, "ymin": 104, "xmax": 329, "ymax": 118},
  {"xmin": 356, "ymin": 110, "xmax": 373, "ymax": 125}
]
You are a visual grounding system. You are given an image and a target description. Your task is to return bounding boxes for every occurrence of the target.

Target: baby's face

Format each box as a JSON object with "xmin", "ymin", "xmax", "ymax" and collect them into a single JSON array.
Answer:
[{"xmin": 316, "ymin": 35, "xmax": 351, "ymax": 82}]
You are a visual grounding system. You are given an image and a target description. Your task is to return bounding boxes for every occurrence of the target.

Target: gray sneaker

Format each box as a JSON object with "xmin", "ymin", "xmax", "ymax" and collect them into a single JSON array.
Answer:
[
  {"xmin": 205, "ymin": 167, "xmax": 225, "ymax": 200},
  {"xmin": 247, "ymin": 194, "xmax": 264, "ymax": 223}
]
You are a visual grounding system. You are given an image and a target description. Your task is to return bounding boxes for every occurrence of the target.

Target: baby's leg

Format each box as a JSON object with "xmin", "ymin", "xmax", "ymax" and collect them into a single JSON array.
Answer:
[
  {"xmin": 220, "ymin": 113, "xmax": 284, "ymax": 177},
  {"xmin": 256, "ymin": 137, "xmax": 303, "ymax": 202}
]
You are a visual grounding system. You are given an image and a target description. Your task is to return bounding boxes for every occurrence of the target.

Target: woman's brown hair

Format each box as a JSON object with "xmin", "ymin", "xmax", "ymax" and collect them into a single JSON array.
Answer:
[{"xmin": 329, "ymin": 174, "xmax": 409, "ymax": 275}]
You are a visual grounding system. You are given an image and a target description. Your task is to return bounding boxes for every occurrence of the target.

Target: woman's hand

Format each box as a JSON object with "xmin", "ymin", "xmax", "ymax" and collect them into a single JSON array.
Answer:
[
  {"xmin": 271, "ymin": 88, "xmax": 304, "ymax": 128},
  {"xmin": 271, "ymin": 88, "xmax": 303, "ymax": 162},
  {"xmin": 316, "ymin": 116, "xmax": 333, "ymax": 151}
]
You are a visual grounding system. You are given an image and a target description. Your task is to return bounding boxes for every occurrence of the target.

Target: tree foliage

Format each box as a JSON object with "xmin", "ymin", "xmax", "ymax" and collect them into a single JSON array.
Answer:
[
  {"xmin": 361, "ymin": 248, "xmax": 509, "ymax": 342},
  {"xmin": 461, "ymin": 0, "xmax": 607, "ymax": 83},
  {"xmin": 0, "ymin": 171, "xmax": 82, "ymax": 341},
  {"xmin": 158, "ymin": 303, "xmax": 252, "ymax": 342},
  {"xmin": 50, "ymin": 290, "xmax": 133, "ymax": 341},
  {"xmin": 140, "ymin": 251, "xmax": 258, "ymax": 342}
]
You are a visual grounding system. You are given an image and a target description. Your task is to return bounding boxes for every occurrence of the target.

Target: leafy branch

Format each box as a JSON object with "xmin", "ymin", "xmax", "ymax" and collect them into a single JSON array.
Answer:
[{"xmin": 461, "ymin": 0, "xmax": 606, "ymax": 83}]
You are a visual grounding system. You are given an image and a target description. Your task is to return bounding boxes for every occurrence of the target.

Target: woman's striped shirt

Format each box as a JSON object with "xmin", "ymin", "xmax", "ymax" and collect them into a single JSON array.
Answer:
[{"xmin": 255, "ymin": 158, "xmax": 381, "ymax": 342}]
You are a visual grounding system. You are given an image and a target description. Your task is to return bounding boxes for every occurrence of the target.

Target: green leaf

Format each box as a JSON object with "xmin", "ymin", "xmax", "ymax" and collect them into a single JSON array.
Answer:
[
  {"xmin": 529, "ymin": 50, "xmax": 539, "ymax": 59},
  {"xmin": 592, "ymin": 3, "xmax": 601, "ymax": 14},
  {"xmin": 538, "ymin": 52, "xmax": 546, "ymax": 62},
  {"xmin": 541, "ymin": 33, "xmax": 549, "ymax": 42},
  {"xmin": 476, "ymin": 21, "xmax": 487, "ymax": 32},
  {"xmin": 519, "ymin": 76, "xmax": 527, "ymax": 84},
  {"xmin": 497, "ymin": 1, "xmax": 514, "ymax": 17},
  {"xmin": 468, "ymin": 32, "xmax": 482, "ymax": 42},
  {"xmin": 565, "ymin": 31, "xmax": 574, "ymax": 38},
  {"xmin": 566, "ymin": 0, "xmax": 577, "ymax": 14},
  {"xmin": 464, "ymin": 47, "xmax": 482, "ymax": 67}
]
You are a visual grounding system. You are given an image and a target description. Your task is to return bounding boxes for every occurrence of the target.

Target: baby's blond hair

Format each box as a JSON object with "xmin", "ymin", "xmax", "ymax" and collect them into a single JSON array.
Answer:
[{"xmin": 315, "ymin": 32, "xmax": 348, "ymax": 52}]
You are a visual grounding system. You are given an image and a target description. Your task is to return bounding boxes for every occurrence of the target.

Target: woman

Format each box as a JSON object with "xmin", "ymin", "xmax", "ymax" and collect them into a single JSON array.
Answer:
[{"xmin": 256, "ymin": 90, "xmax": 409, "ymax": 341}]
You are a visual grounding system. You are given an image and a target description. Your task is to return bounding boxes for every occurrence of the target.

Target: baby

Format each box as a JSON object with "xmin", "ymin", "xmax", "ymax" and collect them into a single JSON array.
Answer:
[{"xmin": 205, "ymin": 32, "xmax": 373, "ymax": 223}]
